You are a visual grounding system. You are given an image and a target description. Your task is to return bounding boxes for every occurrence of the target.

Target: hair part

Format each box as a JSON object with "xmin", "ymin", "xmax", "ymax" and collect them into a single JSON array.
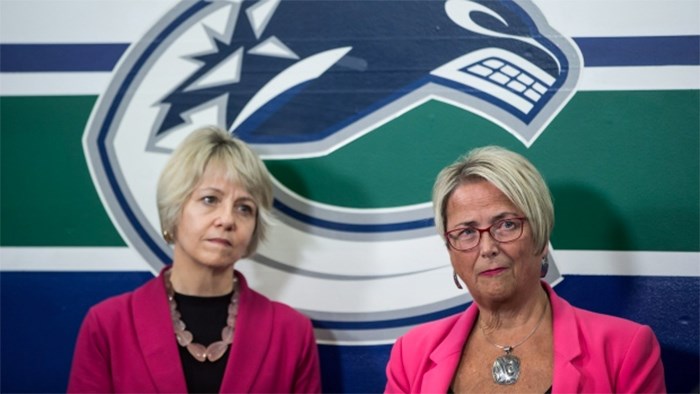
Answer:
[
  {"xmin": 156, "ymin": 126, "xmax": 274, "ymax": 257},
  {"xmin": 432, "ymin": 146, "xmax": 553, "ymax": 254}
]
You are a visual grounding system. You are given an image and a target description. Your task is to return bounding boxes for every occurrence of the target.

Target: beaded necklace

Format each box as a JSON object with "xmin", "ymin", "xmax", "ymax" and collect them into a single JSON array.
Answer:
[{"xmin": 165, "ymin": 270, "xmax": 239, "ymax": 362}]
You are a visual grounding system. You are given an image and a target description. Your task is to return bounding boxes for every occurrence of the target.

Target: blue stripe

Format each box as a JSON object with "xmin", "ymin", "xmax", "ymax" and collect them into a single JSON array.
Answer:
[
  {"xmin": 0, "ymin": 43, "xmax": 129, "ymax": 72},
  {"xmin": 2, "ymin": 273, "xmax": 697, "ymax": 393},
  {"xmin": 572, "ymin": 36, "xmax": 700, "ymax": 67},
  {"xmin": 273, "ymin": 200, "xmax": 434, "ymax": 232},
  {"xmin": 1, "ymin": 36, "xmax": 698, "ymax": 72}
]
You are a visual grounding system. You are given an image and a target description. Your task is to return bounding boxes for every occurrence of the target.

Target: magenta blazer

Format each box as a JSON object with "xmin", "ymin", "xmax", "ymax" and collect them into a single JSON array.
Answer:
[
  {"xmin": 68, "ymin": 269, "xmax": 321, "ymax": 393},
  {"xmin": 385, "ymin": 282, "xmax": 666, "ymax": 393}
]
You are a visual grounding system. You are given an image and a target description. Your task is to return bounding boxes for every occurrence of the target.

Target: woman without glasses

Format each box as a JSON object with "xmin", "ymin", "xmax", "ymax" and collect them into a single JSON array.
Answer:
[{"xmin": 69, "ymin": 126, "xmax": 321, "ymax": 393}]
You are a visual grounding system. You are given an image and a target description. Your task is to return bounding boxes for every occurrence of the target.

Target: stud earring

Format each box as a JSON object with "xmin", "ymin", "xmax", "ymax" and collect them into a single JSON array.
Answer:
[
  {"xmin": 453, "ymin": 271, "xmax": 463, "ymax": 289},
  {"xmin": 163, "ymin": 230, "xmax": 173, "ymax": 243},
  {"xmin": 540, "ymin": 255, "xmax": 549, "ymax": 278}
]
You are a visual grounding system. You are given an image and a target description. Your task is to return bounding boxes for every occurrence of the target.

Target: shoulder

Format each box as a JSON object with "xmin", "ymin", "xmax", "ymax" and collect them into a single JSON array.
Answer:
[
  {"xmin": 251, "ymin": 287, "xmax": 313, "ymax": 329},
  {"xmin": 389, "ymin": 309, "xmax": 470, "ymax": 368},
  {"xmin": 549, "ymin": 287, "xmax": 661, "ymax": 356},
  {"xmin": 82, "ymin": 275, "xmax": 160, "ymax": 326},
  {"xmin": 385, "ymin": 311, "xmax": 469, "ymax": 392},
  {"xmin": 568, "ymin": 303, "xmax": 657, "ymax": 346},
  {"xmin": 397, "ymin": 313, "xmax": 464, "ymax": 349},
  {"xmin": 555, "ymin": 292, "xmax": 652, "ymax": 339},
  {"xmin": 548, "ymin": 287, "xmax": 665, "ymax": 391},
  {"xmin": 236, "ymin": 272, "xmax": 313, "ymax": 332},
  {"xmin": 84, "ymin": 288, "xmax": 135, "ymax": 321},
  {"xmin": 571, "ymin": 305, "xmax": 644, "ymax": 329}
]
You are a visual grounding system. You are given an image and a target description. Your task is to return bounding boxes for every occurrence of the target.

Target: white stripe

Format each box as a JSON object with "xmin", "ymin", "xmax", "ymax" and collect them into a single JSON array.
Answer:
[
  {"xmin": 1, "ymin": 66, "xmax": 698, "ymax": 97},
  {"xmin": 533, "ymin": 0, "xmax": 700, "ymax": 37},
  {"xmin": 0, "ymin": 247, "xmax": 152, "ymax": 272},
  {"xmin": 0, "ymin": 72, "xmax": 112, "ymax": 96},
  {"xmin": 1, "ymin": 247, "xmax": 698, "ymax": 276},
  {"xmin": 0, "ymin": 0, "xmax": 178, "ymax": 44},
  {"xmin": 556, "ymin": 250, "xmax": 700, "ymax": 277},
  {"xmin": 577, "ymin": 66, "xmax": 700, "ymax": 91},
  {"xmin": 1, "ymin": 0, "xmax": 697, "ymax": 43}
]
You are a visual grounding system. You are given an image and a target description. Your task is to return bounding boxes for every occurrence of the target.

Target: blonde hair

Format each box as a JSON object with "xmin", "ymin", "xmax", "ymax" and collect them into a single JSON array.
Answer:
[
  {"xmin": 432, "ymin": 146, "xmax": 553, "ymax": 254},
  {"xmin": 157, "ymin": 126, "xmax": 273, "ymax": 257}
]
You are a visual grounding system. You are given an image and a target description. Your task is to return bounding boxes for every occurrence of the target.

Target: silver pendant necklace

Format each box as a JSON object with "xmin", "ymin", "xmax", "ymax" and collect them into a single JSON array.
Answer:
[{"xmin": 480, "ymin": 301, "xmax": 548, "ymax": 385}]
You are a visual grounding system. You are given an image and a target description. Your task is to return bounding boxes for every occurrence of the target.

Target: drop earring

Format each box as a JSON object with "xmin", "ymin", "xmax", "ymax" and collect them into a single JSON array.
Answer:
[
  {"xmin": 540, "ymin": 255, "xmax": 549, "ymax": 278},
  {"xmin": 453, "ymin": 271, "xmax": 463, "ymax": 289}
]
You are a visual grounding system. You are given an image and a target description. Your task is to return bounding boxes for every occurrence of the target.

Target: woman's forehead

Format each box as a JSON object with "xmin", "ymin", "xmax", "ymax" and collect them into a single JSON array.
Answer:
[
  {"xmin": 446, "ymin": 182, "xmax": 520, "ymax": 222},
  {"xmin": 202, "ymin": 161, "xmax": 241, "ymax": 182}
]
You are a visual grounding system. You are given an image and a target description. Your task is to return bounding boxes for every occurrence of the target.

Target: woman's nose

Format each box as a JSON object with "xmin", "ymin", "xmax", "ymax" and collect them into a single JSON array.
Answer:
[
  {"xmin": 479, "ymin": 231, "xmax": 499, "ymax": 257},
  {"xmin": 215, "ymin": 208, "xmax": 235, "ymax": 229}
]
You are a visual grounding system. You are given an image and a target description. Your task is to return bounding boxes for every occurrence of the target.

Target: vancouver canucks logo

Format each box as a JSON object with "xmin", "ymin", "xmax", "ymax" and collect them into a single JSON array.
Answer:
[{"xmin": 85, "ymin": 0, "xmax": 579, "ymax": 343}]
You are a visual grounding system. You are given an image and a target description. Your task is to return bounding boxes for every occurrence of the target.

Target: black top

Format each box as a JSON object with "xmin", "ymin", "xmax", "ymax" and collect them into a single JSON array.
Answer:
[{"xmin": 174, "ymin": 291, "xmax": 233, "ymax": 394}]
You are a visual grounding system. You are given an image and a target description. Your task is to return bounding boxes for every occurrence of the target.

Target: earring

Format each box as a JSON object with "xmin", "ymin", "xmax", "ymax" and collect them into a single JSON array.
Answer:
[
  {"xmin": 163, "ymin": 230, "xmax": 173, "ymax": 243},
  {"xmin": 453, "ymin": 271, "xmax": 463, "ymax": 289},
  {"xmin": 540, "ymin": 255, "xmax": 549, "ymax": 278}
]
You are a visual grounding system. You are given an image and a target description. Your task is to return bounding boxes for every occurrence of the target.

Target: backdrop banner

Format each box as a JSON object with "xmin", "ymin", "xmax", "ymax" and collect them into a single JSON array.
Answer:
[{"xmin": 1, "ymin": 0, "xmax": 698, "ymax": 392}]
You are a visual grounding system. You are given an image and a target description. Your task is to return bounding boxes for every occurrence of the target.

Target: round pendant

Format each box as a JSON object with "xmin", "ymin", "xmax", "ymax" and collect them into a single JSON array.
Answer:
[{"xmin": 492, "ymin": 353, "xmax": 521, "ymax": 385}]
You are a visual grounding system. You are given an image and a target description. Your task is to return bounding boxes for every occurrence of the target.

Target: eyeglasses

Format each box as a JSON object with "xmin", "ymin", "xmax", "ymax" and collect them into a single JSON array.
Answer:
[{"xmin": 444, "ymin": 217, "xmax": 527, "ymax": 251}]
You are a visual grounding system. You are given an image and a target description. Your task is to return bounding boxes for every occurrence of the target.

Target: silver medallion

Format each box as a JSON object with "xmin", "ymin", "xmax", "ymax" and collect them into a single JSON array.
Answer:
[{"xmin": 492, "ymin": 349, "xmax": 521, "ymax": 385}]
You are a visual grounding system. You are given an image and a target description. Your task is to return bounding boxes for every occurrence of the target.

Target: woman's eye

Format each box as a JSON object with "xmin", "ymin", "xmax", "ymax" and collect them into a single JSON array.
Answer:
[
  {"xmin": 499, "ymin": 220, "xmax": 517, "ymax": 230},
  {"xmin": 202, "ymin": 196, "xmax": 218, "ymax": 205},
  {"xmin": 237, "ymin": 204, "xmax": 256, "ymax": 216},
  {"xmin": 459, "ymin": 228, "xmax": 476, "ymax": 237}
]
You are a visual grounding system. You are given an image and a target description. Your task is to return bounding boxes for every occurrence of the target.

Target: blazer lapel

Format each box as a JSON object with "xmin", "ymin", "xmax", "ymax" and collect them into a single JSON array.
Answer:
[
  {"xmin": 420, "ymin": 283, "xmax": 585, "ymax": 393},
  {"xmin": 220, "ymin": 272, "xmax": 273, "ymax": 393},
  {"xmin": 422, "ymin": 304, "xmax": 479, "ymax": 392},
  {"xmin": 132, "ymin": 268, "xmax": 189, "ymax": 393},
  {"xmin": 545, "ymin": 282, "xmax": 583, "ymax": 393}
]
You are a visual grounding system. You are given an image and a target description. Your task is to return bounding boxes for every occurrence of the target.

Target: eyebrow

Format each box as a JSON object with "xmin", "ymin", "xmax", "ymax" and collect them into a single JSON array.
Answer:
[
  {"xmin": 454, "ymin": 212, "xmax": 520, "ymax": 228},
  {"xmin": 236, "ymin": 196, "xmax": 257, "ymax": 205},
  {"xmin": 196, "ymin": 187, "xmax": 255, "ymax": 203},
  {"xmin": 194, "ymin": 187, "xmax": 227, "ymax": 199},
  {"xmin": 197, "ymin": 186, "xmax": 223, "ymax": 193}
]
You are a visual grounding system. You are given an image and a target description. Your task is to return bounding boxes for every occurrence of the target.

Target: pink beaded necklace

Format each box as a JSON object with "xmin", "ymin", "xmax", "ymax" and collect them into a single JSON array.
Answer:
[{"xmin": 165, "ymin": 270, "xmax": 239, "ymax": 362}]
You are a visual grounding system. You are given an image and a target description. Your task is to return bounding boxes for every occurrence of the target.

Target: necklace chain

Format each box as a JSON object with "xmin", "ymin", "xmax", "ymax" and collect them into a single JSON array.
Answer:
[
  {"xmin": 165, "ymin": 270, "xmax": 239, "ymax": 362},
  {"xmin": 480, "ymin": 300, "xmax": 549, "ymax": 385},
  {"xmin": 480, "ymin": 300, "xmax": 549, "ymax": 353}
]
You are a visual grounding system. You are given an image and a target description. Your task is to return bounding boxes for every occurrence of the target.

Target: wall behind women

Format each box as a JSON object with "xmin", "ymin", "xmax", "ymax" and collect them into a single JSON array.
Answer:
[{"xmin": 1, "ymin": 0, "xmax": 698, "ymax": 392}]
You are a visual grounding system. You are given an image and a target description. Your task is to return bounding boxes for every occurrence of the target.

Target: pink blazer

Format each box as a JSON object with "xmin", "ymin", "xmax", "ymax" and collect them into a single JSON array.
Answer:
[
  {"xmin": 68, "ymin": 269, "xmax": 321, "ymax": 393},
  {"xmin": 385, "ymin": 282, "xmax": 666, "ymax": 393}
]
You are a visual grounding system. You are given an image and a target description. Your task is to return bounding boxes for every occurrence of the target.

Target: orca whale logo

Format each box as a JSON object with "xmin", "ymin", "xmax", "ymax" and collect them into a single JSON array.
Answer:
[{"xmin": 85, "ymin": 0, "xmax": 579, "ymax": 343}]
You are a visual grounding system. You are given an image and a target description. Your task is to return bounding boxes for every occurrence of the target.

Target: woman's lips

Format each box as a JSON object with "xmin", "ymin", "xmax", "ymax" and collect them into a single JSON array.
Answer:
[
  {"xmin": 208, "ymin": 238, "xmax": 232, "ymax": 246},
  {"xmin": 480, "ymin": 267, "xmax": 507, "ymax": 276}
]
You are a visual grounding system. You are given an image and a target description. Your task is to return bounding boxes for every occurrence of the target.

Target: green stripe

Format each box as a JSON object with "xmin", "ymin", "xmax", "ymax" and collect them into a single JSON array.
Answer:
[
  {"xmin": 267, "ymin": 90, "xmax": 700, "ymax": 251},
  {"xmin": 0, "ymin": 96, "xmax": 126, "ymax": 247},
  {"xmin": 533, "ymin": 91, "xmax": 699, "ymax": 252},
  {"xmin": 1, "ymin": 91, "xmax": 698, "ymax": 251}
]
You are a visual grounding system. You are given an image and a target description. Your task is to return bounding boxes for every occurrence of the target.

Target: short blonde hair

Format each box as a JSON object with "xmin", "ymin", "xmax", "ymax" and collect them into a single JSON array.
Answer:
[
  {"xmin": 157, "ymin": 126, "xmax": 273, "ymax": 257},
  {"xmin": 432, "ymin": 146, "xmax": 553, "ymax": 254}
]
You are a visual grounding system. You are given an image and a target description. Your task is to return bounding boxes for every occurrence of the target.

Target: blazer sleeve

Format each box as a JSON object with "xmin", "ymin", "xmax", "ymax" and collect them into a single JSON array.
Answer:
[
  {"xmin": 616, "ymin": 324, "xmax": 666, "ymax": 393},
  {"xmin": 292, "ymin": 317, "xmax": 322, "ymax": 393},
  {"xmin": 385, "ymin": 336, "xmax": 411, "ymax": 393},
  {"xmin": 67, "ymin": 308, "xmax": 114, "ymax": 393}
]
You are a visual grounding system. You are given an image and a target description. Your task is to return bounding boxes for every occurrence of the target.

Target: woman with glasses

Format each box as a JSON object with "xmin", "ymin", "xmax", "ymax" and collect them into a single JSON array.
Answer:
[
  {"xmin": 385, "ymin": 146, "xmax": 665, "ymax": 393},
  {"xmin": 68, "ymin": 126, "xmax": 321, "ymax": 393}
]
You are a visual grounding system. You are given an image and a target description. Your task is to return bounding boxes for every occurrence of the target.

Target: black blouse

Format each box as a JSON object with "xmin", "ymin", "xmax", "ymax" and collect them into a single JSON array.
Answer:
[{"xmin": 173, "ymin": 291, "xmax": 233, "ymax": 394}]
